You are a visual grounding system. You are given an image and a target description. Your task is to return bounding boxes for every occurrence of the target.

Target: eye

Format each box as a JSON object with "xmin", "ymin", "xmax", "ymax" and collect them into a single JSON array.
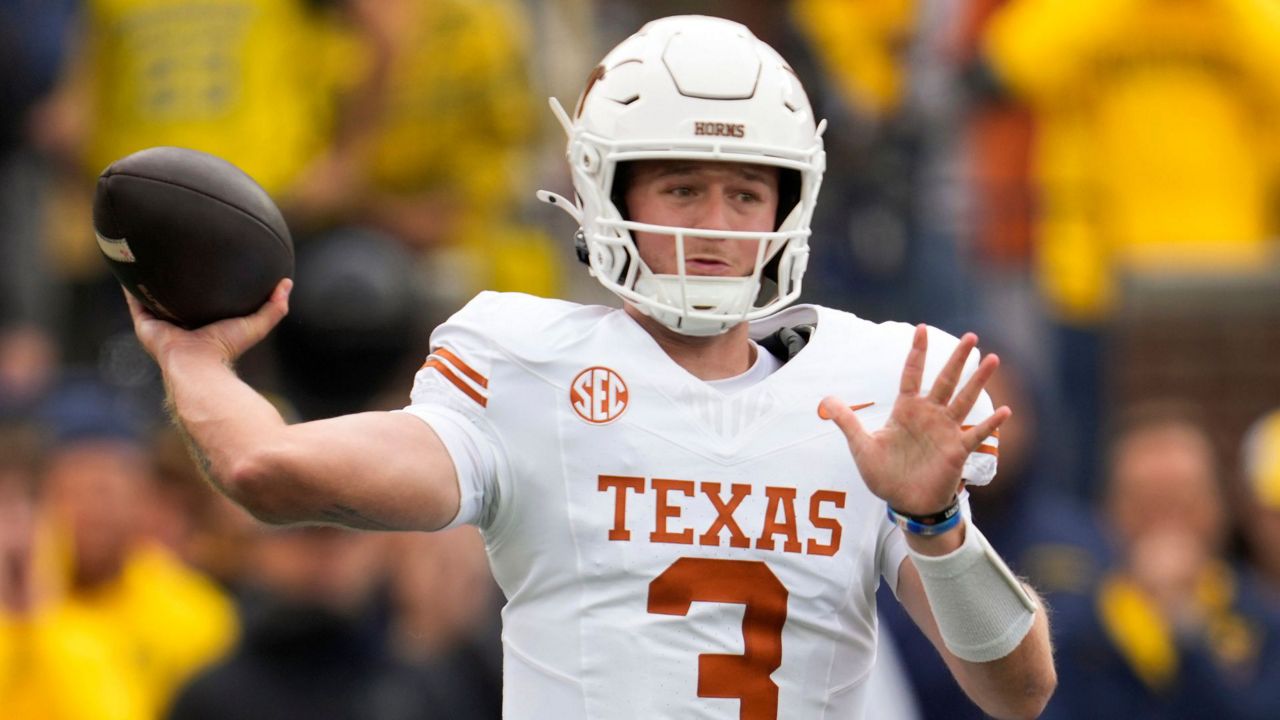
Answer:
[{"xmin": 667, "ymin": 185, "xmax": 695, "ymax": 198}]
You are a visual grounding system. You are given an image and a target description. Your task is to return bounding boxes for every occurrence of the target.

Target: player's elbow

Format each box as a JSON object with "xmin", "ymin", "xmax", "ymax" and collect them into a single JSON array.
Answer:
[
  {"xmin": 1014, "ymin": 674, "xmax": 1056, "ymax": 720},
  {"xmin": 986, "ymin": 666, "xmax": 1057, "ymax": 720},
  {"xmin": 224, "ymin": 442, "xmax": 307, "ymax": 525}
]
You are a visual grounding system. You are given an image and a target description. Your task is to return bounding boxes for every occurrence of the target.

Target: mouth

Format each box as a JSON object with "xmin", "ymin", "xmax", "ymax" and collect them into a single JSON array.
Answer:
[{"xmin": 683, "ymin": 257, "xmax": 733, "ymax": 275}]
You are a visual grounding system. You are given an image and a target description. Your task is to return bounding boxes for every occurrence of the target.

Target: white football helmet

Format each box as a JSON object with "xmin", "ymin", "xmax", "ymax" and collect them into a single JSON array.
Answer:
[{"xmin": 539, "ymin": 15, "xmax": 826, "ymax": 336}]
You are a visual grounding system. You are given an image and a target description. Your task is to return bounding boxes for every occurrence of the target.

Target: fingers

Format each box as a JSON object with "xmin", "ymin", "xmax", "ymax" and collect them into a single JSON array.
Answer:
[
  {"xmin": 120, "ymin": 280, "xmax": 293, "ymax": 367},
  {"xmin": 949, "ymin": 352, "xmax": 1000, "ymax": 421},
  {"xmin": 927, "ymin": 332, "xmax": 977, "ymax": 404},
  {"xmin": 820, "ymin": 396, "xmax": 869, "ymax": 454},
  {"xmin": 898, "ymin": 324, "xmax": 928, "ymax": 396},
  {"xmin": 961, "ymin": 405, "xmax": 1011, "ymax": 452}
]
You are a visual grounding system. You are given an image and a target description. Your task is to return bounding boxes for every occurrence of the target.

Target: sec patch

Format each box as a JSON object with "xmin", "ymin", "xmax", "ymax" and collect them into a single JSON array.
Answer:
[{"xmin": 570, "ymin": 367, "xmax": 629, "ymax": 424}]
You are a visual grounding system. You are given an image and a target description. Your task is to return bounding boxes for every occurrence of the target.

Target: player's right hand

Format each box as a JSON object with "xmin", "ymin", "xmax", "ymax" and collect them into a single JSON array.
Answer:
[{"xmin": 125, "ymin": 278, "xmax": 292, "ymax": 367}]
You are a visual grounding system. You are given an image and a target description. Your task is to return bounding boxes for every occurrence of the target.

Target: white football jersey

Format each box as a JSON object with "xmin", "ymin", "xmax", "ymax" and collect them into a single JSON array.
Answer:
[{"xmin": 401, "ymin": 292, "xmax": 998, "ymax": 720}]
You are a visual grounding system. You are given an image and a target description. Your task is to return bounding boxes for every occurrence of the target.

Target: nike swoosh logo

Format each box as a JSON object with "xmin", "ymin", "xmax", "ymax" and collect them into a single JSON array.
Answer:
[{"xmin": 817, "ymin": 401, "xmax": 876, "ymax": 420}]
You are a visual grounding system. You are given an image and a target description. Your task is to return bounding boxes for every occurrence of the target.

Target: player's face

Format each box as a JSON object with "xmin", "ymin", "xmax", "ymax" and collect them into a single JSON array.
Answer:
[{"xmin": 623, "ymin": 160, "xmax": 779, "ymax": 277}]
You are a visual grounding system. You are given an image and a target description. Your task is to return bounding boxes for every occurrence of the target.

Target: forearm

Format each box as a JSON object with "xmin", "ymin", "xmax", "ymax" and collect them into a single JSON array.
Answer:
[
  {"xmin": 128, "ymin": 280, "xmax": 461, "ymax": 532},
  {"xmin": 159, "ymin": 343, "xmax": 463, "ymax": 530},
  {"xmin": 160, "ymin": 345, "xmax": 289, "ymax": 508},
  {"xmin": 942, "ymin": 586, "xmax": 1054, "ymax": 720},
  {"xmin": 901, "ymin": 521, "xmax": 1057, "ymax": 719}
]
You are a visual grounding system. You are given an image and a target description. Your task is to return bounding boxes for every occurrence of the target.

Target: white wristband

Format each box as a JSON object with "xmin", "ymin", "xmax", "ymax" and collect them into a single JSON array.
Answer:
[{"xmin": 908, "ymin": 521, "xmax": 1037, "ymax": 662}]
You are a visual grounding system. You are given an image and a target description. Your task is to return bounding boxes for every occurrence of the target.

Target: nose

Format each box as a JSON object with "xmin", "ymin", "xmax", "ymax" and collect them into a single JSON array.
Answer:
[{"xmin": 691, "ymin": 192, "xmax": 732, "ymax": 233}]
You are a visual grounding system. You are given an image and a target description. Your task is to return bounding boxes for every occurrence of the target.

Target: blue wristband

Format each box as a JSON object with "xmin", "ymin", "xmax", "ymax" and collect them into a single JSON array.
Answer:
[{"xmin": 886, "ymin": 497, "xmax": 962, "ymax": 536}]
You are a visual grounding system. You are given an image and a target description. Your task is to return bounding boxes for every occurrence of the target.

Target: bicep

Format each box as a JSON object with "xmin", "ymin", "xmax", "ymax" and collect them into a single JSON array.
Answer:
[{"xmin": 265, "ymin": 410, "xmax": 462, "ymax": 531}]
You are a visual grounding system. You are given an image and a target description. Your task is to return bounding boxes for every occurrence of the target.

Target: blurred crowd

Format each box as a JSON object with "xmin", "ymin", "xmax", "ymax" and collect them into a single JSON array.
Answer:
[{"xmin": 2, "ymin": 0, "xmax": 1280, "ymax": 718}]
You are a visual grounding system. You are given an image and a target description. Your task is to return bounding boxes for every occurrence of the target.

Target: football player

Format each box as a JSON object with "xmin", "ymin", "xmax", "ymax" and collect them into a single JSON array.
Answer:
[{"xmin": 126, "ymin": 15, "xmax": 1055, "ymax": 720}]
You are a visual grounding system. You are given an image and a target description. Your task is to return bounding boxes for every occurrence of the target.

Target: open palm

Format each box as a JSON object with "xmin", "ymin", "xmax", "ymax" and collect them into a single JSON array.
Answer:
[{"xmin": 821, "ymin": 325, "xmax": 1009, "ymax": 517}]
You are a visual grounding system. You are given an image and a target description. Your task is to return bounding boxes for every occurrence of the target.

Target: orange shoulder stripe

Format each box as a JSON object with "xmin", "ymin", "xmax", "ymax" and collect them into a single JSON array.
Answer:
[
  {"xmin": 433, "ymin": 347, "xmax": 488, "ymax": 388},
  {"xmin": 423, "ymin": 358, "xmax": 488, "ymax": 407}
]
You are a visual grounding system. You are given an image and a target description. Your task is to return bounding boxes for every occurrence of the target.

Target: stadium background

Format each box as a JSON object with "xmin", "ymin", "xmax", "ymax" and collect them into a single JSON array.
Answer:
[{"xmin": 2, "ymin": 0, "xmax": 1279, "ymax": 717}]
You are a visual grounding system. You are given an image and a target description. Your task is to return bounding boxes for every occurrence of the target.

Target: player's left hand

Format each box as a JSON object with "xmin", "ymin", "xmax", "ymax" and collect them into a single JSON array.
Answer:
[{"xmin": 820, "ymin": 325, "xmax": 1010, "ymax": 516}]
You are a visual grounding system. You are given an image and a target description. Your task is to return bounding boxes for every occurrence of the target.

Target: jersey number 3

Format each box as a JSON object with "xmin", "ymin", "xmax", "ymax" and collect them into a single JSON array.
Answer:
[{"xmin": 648, "ymin": 558, "xmax": 788, "ymax": 720}]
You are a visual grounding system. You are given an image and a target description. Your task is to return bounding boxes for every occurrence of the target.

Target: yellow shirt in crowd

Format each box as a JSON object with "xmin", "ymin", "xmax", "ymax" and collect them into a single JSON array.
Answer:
[
  {"xmin": 791, "ymin": 0, "xmax": 918, "ymax": 119},
  {"xmin": 82, "ymin": 0, "xmax": 338, "ymax": 194},
  {"xmin": 0, "ymin": 544, "xmax": 237, "ymax": 720},
  {"xmin": 363, "ymin": 0, "xmax": 558, "ymax": 299},
  {"xmin": 985, "ymin": 0, "xmax": 1280, "ymax": 322}
]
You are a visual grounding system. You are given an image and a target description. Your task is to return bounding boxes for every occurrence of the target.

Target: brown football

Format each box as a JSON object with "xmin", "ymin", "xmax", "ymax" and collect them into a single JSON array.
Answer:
[{"xmin": 93, "ymin": 146, "xmax": 293, "ymax": 328}]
